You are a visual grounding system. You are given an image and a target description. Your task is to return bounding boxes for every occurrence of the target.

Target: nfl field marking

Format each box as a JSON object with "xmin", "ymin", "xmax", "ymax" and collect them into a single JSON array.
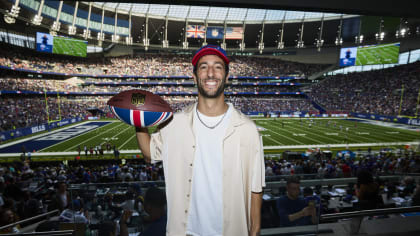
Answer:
[
  {"xmin": 62, "ymin": 122, "xmax": 125, "ymax": 151},
  {"xmin": 119, "ymin": 131, "xmax": 136, "ymax": 149}
]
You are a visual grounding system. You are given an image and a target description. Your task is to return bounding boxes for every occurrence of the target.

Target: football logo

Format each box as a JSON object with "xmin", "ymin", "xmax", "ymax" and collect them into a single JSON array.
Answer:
[{"xmin": 131, "ymin": 93, "xmax": 145, "ymax": 106}]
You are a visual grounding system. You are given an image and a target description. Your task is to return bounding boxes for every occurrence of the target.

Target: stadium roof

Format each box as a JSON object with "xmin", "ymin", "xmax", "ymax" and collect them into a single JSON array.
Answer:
[
  {"xmin": 89, "ymin": 2, "xmax": 348, "ymax": 23},
  {"xmin": 90, "ymin": 0, "xmax": 420, "ymax": 18}
]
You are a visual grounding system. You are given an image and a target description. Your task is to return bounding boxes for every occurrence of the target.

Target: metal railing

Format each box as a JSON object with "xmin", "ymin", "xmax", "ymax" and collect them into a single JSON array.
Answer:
[
  {"xmin": 0, "ymin": 210, "xmax": 59, "ymax": 232},
  {"xmin": 320, "ymin": 206, "xmax": 420, "ymax": 221},
  {"xmin": 0, "ymin": 230, "xmax": 74, "ymax": 236}
]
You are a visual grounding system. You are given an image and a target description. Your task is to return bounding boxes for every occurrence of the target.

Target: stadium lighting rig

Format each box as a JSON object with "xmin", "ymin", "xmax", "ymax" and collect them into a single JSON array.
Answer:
[
  {"xmin": 396, "ymin": 19, "xmax": 410, "ymax": 38},
  {"xmin": 97, "ymin": 32, "xmax": 105, "ymax": 41},
  {"xmin": 112, "ymin": 34, "xmax": 120, "ymax": 43},
  {"xmin": 4, "ymin": 0, "xmax": 20, "ymax": 24},
  {"xmin": 126, "ymin": 36, "xmax": 133, "ymax": 45},
  {"xmin": 295, "ymin": 15, "xmax": 305, "ymax": 48},
  {"xmin": 31, "ymin": 0, "xmax": 44, "ymax": 25},
  {"xmin": 375, "ymin": 32, "xmax": 385, "ymax": 41},
  {"xmin": 355, "ymin": 35, "xmax": 364, "ymax": 44},
  {"xmin": 83, "ymin": 29, "xmax": 91, "ymax": 39},
  {"xmin": 68, "ymin": 26, "xmax": 77, "ymax": 35},
  {"xmin": 335, "ymin": 37, "xmax": 343, "ymax": 45},
  {"xmin": 375, "ymin": 18, "xmax": 385, "ymax": 41}
]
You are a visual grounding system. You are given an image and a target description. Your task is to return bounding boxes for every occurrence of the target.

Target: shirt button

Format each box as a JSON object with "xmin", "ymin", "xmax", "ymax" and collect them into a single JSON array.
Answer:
[
  {"xmin": 185, "ymin": 210, "xmax": 188, "ymax": 213},
  {"xmin": 188, "ymin": 179, "xmax": 191, "ymax": 182},
  {"xmin": 192, "ymin": 145, "xmax": 195, "ymax": 148},
  {"xmin": 190, "ymin": 163, "xmax": 193, "ymax": 167},
  {"xmin": 187, "ymin": 194, "xmax": 190, "ymax": 197}
]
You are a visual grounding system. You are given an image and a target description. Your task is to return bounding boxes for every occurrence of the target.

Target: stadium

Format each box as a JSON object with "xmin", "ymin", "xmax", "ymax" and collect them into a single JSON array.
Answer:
[{"xmin": 0, "ymin": 0, "xmax": 419, "ymax": 235}]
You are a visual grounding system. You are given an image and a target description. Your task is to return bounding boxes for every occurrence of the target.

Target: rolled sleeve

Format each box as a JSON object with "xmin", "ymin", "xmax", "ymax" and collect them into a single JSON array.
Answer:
[{"xmin": 251, "ymin": 134, "xmax": 266, "ymax": 193}]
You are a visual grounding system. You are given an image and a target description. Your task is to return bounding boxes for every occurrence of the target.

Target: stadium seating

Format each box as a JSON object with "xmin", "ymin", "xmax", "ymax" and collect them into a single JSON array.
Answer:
[{"xmin": 308, "ymin": 61, "xmax": 420, "ymax": 117}]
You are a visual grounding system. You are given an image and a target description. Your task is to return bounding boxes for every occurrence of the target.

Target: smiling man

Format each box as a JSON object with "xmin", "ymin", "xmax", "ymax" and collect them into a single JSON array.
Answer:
[{"xmin": 136, "ymin": 45, "xmax": 265, "ymax": 236}]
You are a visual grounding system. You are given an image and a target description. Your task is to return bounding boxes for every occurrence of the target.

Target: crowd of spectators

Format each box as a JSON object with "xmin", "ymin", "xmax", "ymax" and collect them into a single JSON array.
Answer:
[
  {"xmin": 0, "ymin": 49, "xmax": 327, "ymax": 77},
  {"xmin": 0, "ymin": 97, "xmax": 107, "ymax": 132},
  {"xmin": 308, "ymin": 61, "xmax": 420, "ymax": 116},
  {"xmin": 0, "ymin": 159, "xmax": 166, "ymax": 234},
  {"xmin": 0, "ymin": 149, "xmax": 419, "ymax": 232},
  {"xmin": 265, "ymin": 148, "xmax": 420, "ymax": 178},
  {"xmin": 0, "ymin": 77, "xmax": 303, "ymax": 94}
]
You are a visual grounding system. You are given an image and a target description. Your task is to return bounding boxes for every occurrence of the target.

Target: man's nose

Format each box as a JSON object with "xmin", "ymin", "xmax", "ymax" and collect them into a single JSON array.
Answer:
[{"xmin": 207, "ymin": 66, "xmax": 214, "ymax": 78}]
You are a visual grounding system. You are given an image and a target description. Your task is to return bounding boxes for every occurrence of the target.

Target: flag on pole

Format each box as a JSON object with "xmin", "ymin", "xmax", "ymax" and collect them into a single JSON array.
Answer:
[
  {"xmin": 206, "ymin": 27, "xmax": 224, "ymax": 39},
  {"xmin": 187, "ymin": 25, "xmax": 206, "ymax": 38},
  {"xmin": 226, "ymin": 27, "xmax": 244, "ymax": 40}
]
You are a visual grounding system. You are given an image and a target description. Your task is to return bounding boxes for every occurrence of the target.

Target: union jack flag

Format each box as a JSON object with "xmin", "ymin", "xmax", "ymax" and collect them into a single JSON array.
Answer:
[
  {"xmin": 110, "ymin": 106, "xmax": 172, "ymax": 128},
  {"xmin": 187, "ymin": 25, "xmax": 206, "ymax": 38}
]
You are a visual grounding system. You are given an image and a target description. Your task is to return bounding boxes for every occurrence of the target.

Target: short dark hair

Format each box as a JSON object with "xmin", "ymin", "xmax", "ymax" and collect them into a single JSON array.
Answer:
[
  {"xmin": 144, "ymin": 187, "xmax": 166, "ymax": 208},
  {"xmin": 357, "ymin": 170, "xmax": 374, "ymax": 187},
  {"xmin": 286, "ymin": 176, "xmax": 300, "ymax": 186}
]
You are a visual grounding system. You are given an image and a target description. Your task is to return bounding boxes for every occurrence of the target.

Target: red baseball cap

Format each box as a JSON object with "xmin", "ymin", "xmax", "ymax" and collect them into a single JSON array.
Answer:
[{"xmin": 192, "ymin": 45, "xmax": 230, "ymax": 66}]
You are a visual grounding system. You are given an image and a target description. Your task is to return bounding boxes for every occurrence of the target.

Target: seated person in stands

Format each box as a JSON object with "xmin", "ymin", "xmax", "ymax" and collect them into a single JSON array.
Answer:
[
  {"xmin": 0, "ymin": 207, "xmax": 20, "ymax": 233},
  {"xmin": 120, "ymin": 187, "xmax": 166, "ymax": 236},
  {"xmin": 401, "ymin": 176, "xmax": 416, "ymax": 198},
  {"xmin": 354, "ymin": 170, "xmax": 382, "ymax": 210},
  {"xmin": 412, "ymin": 179, "xmax": 420, "ymax": 206},
  {"xmin": 276, "ymin": 176, "xmax": 317, "ymax": 227},
  {"xmin": 59, "ymin": 199, "xmax": 89, "ymax": 224}
]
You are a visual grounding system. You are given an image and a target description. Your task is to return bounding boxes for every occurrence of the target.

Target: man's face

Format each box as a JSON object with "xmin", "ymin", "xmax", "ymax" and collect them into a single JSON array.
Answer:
[
  {"xmin": 194, "ymin": 54, "xmax": 228, "ymax": 98},
  {"xmin": 287, "ymin": 183, "xmax": 300, "ymax": 200}
]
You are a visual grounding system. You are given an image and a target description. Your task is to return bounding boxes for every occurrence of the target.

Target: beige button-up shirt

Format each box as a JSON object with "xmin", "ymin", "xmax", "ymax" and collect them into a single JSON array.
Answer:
[{"xmin": 150, "ymin": 103, "xmax": 265, "ymax": 236}]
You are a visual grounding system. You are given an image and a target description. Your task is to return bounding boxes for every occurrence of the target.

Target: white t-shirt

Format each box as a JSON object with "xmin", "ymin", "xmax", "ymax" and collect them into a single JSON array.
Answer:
[{"xmin": 186, "ymin": 104, "xmax": 232, "ymax": 236}]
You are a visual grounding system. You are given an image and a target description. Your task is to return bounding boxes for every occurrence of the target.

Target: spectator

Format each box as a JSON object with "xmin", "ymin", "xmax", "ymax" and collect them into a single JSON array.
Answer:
[{"xmin": 276, "ymin": 176, "xmax": 317, "ymax": 227}]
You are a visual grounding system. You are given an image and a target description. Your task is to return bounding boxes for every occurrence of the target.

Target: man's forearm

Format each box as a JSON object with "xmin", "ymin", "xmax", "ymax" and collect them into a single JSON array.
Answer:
[
  {"xmin": 288, "ymin": 210, "xmax": 304, "ymax": 222},
  {"xmin": 250, "ymin": 192, "xmax": 263, "ymax": 236},
  {"xmin": 135, "ymin": 127, "xmax": 151, "ymax": 162}
]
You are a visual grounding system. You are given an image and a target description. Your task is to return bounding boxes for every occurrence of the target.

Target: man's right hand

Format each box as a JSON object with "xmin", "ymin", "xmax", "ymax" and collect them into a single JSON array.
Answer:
[
  {"xmin": 135, "ymin": 127, "xmax": 151, "ymax": 162},
  {"xmin": 301, "ymin": 206, "xmax": 316, "ymax": 217}
]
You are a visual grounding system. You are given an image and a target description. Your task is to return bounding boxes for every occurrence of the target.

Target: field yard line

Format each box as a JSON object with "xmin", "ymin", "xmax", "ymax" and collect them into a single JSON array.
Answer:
[
  {"xmin": 263, "ymin": 135, "xmax": 284, "ymax": 145},
  {"xmin": 267, "ymin": 120, "xmax": 322, "ymax": 144},
  {"xmin": 350, "ymin": 122, "xmax": 415, "ymax": 140},
  {"xmin": 62, "ymin": 122, "xmax": 125, "ymax": 151},
  {"xmin": 284, "ymin": 122, "xmax": 338, "ymax": 143},
  {"xmin": 294, "ymin": 121, "xmax": 376, "ymax": 143},
  {"xmin": 261, "ymin": 123, "xmax": 305, "ymax": 145},
  {"xmin": 299, "ymin": 119, "xmax": 377, "ymax": 143},
  {"xmin": 267, "ymin": 129, "xmax": 305, "ymax": 144},
  {"xmin": 118, "ymin": 131, "xmax": 136, "ymax": 149}
]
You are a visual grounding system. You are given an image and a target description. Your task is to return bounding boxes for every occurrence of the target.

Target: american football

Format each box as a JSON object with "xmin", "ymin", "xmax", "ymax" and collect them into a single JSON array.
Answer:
[{"xmin": 107, "ymin": 89, "xmax": 173, "ymax": 128}]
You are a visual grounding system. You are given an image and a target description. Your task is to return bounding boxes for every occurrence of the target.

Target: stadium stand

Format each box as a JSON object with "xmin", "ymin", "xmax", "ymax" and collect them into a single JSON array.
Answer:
[{"xmin": 308, "ymin": 61, "xmax": 420, "ymax": 116}]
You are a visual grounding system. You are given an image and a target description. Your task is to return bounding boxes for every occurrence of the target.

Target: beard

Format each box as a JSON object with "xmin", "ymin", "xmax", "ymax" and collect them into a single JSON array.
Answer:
[{"xmin": 196, "ymin": 76, "xmax": 227, "ymax": 99}]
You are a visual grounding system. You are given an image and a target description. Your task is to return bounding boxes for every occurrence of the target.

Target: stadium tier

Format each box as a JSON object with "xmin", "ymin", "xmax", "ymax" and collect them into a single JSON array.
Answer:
[{"xmin": 308, "ymin": 61, "xmax": 420, "ymax": 117}]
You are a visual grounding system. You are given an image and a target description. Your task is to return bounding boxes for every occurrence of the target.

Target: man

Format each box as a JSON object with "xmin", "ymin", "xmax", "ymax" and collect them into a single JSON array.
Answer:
[
  {"xmin": 136, "ymin": 45, "xmax": 265, "ymax": 236},
  {"xmin": 276, "ymin": 176, "xmax": 317, "ymax": 227}
]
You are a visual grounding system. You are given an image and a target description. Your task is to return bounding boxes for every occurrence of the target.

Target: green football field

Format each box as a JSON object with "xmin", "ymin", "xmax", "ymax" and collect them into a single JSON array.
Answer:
[
  {"xmin": 53, "ymin": 37, "xmax": 87, "ymax": 57},
  {"xmin": 355, "ymin": 43, "xmax": 400, "ymax": 65},
  {"xmin": 38, "ymin": 118, "xmax": 420, "ymax": 153}
]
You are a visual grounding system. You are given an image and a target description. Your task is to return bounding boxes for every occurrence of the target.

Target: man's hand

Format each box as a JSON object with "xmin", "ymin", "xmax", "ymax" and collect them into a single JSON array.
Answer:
[
  {"xmin": 301, "ymin": 206, "xmax": 316, "ymax": 217},
  {"xmin": 135, "ymin": 127, "xmax": 151, "ymax": 162}
]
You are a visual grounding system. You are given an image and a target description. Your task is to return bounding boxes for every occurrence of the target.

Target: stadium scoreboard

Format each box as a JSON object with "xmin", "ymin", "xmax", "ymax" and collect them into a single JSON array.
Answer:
[
  {"xmin": 339, "ymin": 42, "xmax": 400, "ymax": 67},
  {"xmin": 36, "ymin": 32, "xmax": 87, "ymax": 57}
]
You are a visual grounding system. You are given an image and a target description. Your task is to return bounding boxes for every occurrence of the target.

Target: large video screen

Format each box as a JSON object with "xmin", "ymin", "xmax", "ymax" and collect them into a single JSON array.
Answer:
[
  {"xmin": 339, "ymin": 42, "xmax": 400, "ymax": 67},
  {"xmin": 36, "ymin": 32, "xmax": 87, "ymax": 57}
]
